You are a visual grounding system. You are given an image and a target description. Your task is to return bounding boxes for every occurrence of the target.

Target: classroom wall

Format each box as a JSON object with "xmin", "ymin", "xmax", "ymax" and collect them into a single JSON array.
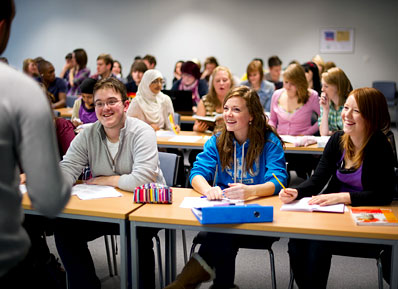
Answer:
[{"xmin": 4, "ymin": 0, "xmax": 398, "ymax": 89}]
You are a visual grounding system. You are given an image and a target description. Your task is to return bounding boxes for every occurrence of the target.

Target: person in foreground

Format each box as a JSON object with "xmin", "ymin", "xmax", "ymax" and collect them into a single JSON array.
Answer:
[
  {"xmin": 54, "ymin": 77, "xmax": 165, "ymax": 289},
  {"xmin": 0, "ymin": 0, "xmax": 71, "ymax": 287},
  {"xmin": 279, "ymin": 87, "xmax": 395, "ymax": 289},
  {"xmin": 165, "ymin": 86, "xmax": 288, "ymax": 289}
]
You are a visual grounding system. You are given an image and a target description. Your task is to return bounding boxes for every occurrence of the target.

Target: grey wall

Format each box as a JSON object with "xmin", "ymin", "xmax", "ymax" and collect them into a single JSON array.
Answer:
[{"xmin": 4, "ymin": 0, "xmax": 398, "ymax": 89}]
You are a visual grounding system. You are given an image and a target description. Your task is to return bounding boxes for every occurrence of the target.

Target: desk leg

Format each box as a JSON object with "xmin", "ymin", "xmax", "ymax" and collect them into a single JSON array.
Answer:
[
  {"xmin": 120, "ymin": 220, "xmax": 128, "ymax": 289},
  {"xmin": 130, "ymin": 221, "xmax": 139, "ymax": 289},
  {"xmin": 164, "ymin": 229, "xmax": 177, "ymax": 285},
  {"xmin": 391, "ymin": 242, "xmax": 398, "ymax": 289}
]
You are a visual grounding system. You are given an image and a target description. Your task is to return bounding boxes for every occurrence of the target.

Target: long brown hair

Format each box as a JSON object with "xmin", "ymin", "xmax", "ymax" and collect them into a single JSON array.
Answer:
[
  {"xmin": 322, "ymin": 67, "xmax": 352, "ymax": 106},
  {"xmin": 205, "ymin": 66, "xmax": 235, "ymax": 113},
  {"xmin": 217, "ymin": 86, "xmax": 282, "ymax": 173},
  {"xmin": 341, "ymin": 87, "xmax": 390, "ymax": 168},
  {"xmin": 283, "ymin": 63, "xmax": 309, "ymax": 104}
]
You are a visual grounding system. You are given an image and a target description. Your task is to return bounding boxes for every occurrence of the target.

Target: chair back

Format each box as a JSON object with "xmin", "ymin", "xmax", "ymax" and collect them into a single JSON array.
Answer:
[
  {"xmin": 66, "ymin": 95, "xmax": 78, "ymax": 107},
  {"xmin": 173, "ymin": 112, "xmax": 181, "ymax": 126},
  {"xmin": 372, "ymin": 81, "xmax": 397, "ymax": 105},
  {"xmin": 158, "ymin": 152, "xmax": 180, "ymax": 187},
  {"xmin": 386, "ymin": 130, "xmax": 398, "ymax": 200}
]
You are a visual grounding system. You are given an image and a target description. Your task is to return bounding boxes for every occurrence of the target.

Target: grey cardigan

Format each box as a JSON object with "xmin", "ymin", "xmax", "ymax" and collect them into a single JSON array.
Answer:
[{"xmin": 60, "ymin": 116, "xmax": 165, "ymax": 191}]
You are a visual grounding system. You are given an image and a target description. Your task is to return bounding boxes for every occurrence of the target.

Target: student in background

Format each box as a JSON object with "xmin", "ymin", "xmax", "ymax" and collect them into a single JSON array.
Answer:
[
  {"xmin": 318, "ymin": 67, "xmax": 353, "ymax": 136},
  {"xmin": 38, "ymin": 60, "xmax": 68, "ymax": 108},
  {"xmin": 171, "ymin": 61, "xmax": 208, "ymax": 113},
  {"xmin": 280, "ymin": 87, "xmax": 394, "ymax": 289},
  {"xmin": 66, "ymin": 48, "xmax": 90, "ymax": 96},
  {"xmin": 127, "ymin": 69, "xmax": 179, "ymax": 132},
  {"xmin": 172, "ymin": 60, "xmax": 184, "ymax": 85},
  {"xmin": 240, "ymin": 57, "xmax": 265, "ymax": 81},
  {"xmin": 54, "ymin": 78, "xmax": 165, "ymax": 289},
  {"xmin": 0, "ymin": 1, "xmax": 71, "ymax": 287},
  {"xmin": 241, "ymin": 59, "xmax": 275, "ymax": 112},
  {"xmin": 90, "ymin": 53, "xmax": 115, "ymax": 80},
  {"xmin": 71, "ymin": 78, "xmax": 98, "ymax": 127},
  {"xmin": 312, "ymin": 54, "xmax": 325, "ymax": 76},
  {"xmin": 302, "ymin": 61, "xmax": 322, "ymax": 96},
  {"xmin": 269, "ymin": 63, "xmax": 320, "ymax": 136},
  {"xmin": 324, "ymin": 61, "xmax": 336, "ymax": 72},
  {"xmin": 193, "ymin": 66, "xmax": 235, "ymax": 133},
  {"xmin": 22, "ymin": 58, "xmax": 39, "ymax": 78},
  {"xmin": 143, "ymin": 54, "xmax": 157, "ymax": 69},
  {"xmin": 59, "ymin": 52, "xmax": 72, "ymax": 81},
  {"xmin": 265, "ymin": 55, "xmax": 283, "ymax": 89},
  {"xmin": 165, "ymin": 86, "xmax": 287, "ymax": 289},
  {"xmin": 112, "ymin": 60, "xmax": 126, "ymax": 83},
  {"xmin": 200, "ymin": 56, "xmax": 219, "ymax": 84},
  {"xmin": 125, "ymin": 60, "xmax": 148, "ymax": 98}
]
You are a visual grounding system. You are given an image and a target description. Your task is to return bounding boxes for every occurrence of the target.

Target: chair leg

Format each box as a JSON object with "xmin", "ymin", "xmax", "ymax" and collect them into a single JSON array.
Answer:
[
  {"xmin": 182, "ymin": 230, "xmax": 188, "ymax": 264},
  {"xmin": 104, "ymin": 235, "xmax": 114, "ymax": 277},
  {"xmin": 154, "ymin": 235, "xmax": 164, "ymax": 288},
  {"xmin": 377, "ymin": 257, "xmax": 384, "ymax": 289},
  {"xmin": 110, "ymin": 235, "xmax": 118, "ymax": 276},
  {"xmin": 288, "ymin": 267, "xmax": 294, "ymax": 289},
  {"xmin": 267, "ymin": 249, "xmax": 277, "ymax": 289},
  {"xmin": 189, "ymin": 242, "xmax": 198, "ymax": 258}
]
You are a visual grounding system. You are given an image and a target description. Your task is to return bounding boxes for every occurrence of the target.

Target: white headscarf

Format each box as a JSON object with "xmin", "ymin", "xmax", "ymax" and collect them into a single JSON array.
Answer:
[{"xmin": 135, "ymin": 69, "xmax": 168, "ymax": 124}]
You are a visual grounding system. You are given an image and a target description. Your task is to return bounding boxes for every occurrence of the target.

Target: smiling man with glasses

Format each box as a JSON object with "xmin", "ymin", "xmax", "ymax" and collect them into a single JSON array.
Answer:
[{"xmin": 55, "ymin": 77, "xmax": 165, "ymax": 289}]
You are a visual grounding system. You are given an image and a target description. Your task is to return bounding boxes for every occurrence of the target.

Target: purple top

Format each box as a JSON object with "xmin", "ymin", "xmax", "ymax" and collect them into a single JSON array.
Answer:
[
  {"xmin": 336, "ymin": 151, "xmax": 363, "ymax": 193},
  {"xmin": 79, "ymin": 100, "xmax": 97, "ymax": 124},
  {"xmin": 67, "ymin": 67, "xmax": 91, "ymax": 96},
  {"xmin": 269, "ymin": 88, "xmax": 320, "ymax": 135}
]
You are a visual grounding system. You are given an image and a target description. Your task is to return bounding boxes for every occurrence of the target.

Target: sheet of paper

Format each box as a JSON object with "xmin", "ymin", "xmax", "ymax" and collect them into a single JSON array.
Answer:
[
  {"xmin": 180, "ymin": 196, "xmax": 244, "ymax": 208},
  {"xmin": 280, "ymin": 197, "xmax": 344, "ymax": 213},
  {"xmin": 168, "ymin": 136, "xmax": 202, "ymax": 143},
  {"xmin": 71, "ymin": 184, "xmax": 123, "ymax": 200},
  {"xmin": 280, "ymin": 135, "xmax": 299, "ymax": 144},
  {"xmin": 19, "ymin": 184, "xmax": 27, "ymax": 194},
  {"xmin": 156, "ymin": 130, "xmax": 177, "ymax": 137}
]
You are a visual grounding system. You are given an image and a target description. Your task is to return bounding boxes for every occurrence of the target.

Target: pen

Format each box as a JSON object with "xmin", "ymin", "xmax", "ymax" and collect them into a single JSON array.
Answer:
[
  {"xmin": 168, "ymin": 114, "xmax": 179, "ymax": 135},
  {"xmin": 272, "ymin": 173, "xmax": 286, "ymax": 190}
]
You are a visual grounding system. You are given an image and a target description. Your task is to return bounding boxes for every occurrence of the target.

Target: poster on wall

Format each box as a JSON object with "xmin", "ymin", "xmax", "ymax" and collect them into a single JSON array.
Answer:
[{"xmin": 320, "ymin": 28, "xmax": 354, "ymax": 53}]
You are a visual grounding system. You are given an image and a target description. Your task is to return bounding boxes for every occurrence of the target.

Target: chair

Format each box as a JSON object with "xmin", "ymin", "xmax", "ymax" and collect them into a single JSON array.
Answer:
[
  {"xmin": 156, "ymin": 152, "xmax": 184, "ymax": 287},
  {"xmin": 386, "ymin": 130, "xmax": 398, "ymax": 200},
  {"xmin": 372, "ymin": 81, "xmax": 398, "ymax": 126},
  {"xmin": 173, "ymin": 112, "xmax": 181, "ymax": 126},
  {"xmin": 66, "ymin": 95, "xmax": 77, "ymax": 108},
  {"xmin": 190, "ymin": 233, "xmax": 278, "ymax": 289}
]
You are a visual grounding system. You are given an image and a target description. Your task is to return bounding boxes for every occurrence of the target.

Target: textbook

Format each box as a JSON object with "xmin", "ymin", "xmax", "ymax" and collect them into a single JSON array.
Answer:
[
  {"xmin": 350, "ymin": 208, "xmax": 398, "ymax": 226},
  {"xmin": 191, "ymin": 204, "xmax": 273, "ymax": 224},
  {"xmin": 280, "ymin": 197, "xmax": 345, "ymax": 213},
  {"xmin": 193, "ymin": 114, "xmax": 223, "ymax": 125}
]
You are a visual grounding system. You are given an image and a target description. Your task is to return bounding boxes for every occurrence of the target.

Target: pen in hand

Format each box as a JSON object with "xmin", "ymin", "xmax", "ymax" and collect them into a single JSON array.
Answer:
[{"xmin": 272, "ymin": 173, "xmax": 293, "ymax": 197}]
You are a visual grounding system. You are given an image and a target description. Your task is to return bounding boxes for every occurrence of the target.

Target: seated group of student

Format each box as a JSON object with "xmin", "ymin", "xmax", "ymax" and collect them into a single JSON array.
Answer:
[{"xmin": 14, "ymin": 49, "xmax": 396, "ymax": 289}]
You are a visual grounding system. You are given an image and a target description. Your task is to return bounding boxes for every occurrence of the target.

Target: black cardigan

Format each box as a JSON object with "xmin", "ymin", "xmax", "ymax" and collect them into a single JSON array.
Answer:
[{"xmin": 295, "ymin": 130, "xmax": 395, "ymax": 206}]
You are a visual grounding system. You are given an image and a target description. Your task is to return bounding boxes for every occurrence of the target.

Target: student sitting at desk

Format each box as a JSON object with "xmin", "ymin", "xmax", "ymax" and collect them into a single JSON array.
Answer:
[
  {"xmin": 318, "ymin": 67, "xmax": 352, "ymax": 136},
  {"xmin": 193, "ymin": 66, "xmax": 235, "ymax": 133},
  {"xmin": 279, "ymin": 87, "xmax": 395, "ymax": 289},
  {"xmin": 54, "ymin": 78, "xmax": 165, "ymax": 289},
  {"xmin": 38, "ymin": 60, "xmax": 68, "ymax": 108},
  {"xmin": 127, "ymin": 69, "xmax": 180, "ymax": 132},
  {"xmin": 171, "ymin": 61, "xmax": 208, "ymax": 113},
  {"xmin": 71, "ymin": 78, "xmax": 98, "ymax": 127},
  {"xmin": 240, "ymin": 59, "xmax": 275, "ymax": 112},
  {"xmin": 165, "ymin": 86, "xmax": 288, "ymax": 289}
]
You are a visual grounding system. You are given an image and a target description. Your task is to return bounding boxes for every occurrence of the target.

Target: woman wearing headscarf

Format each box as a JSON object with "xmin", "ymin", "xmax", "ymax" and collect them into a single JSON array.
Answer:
[{"xmin": 127, "ymin": 69, "xmax": 180, "ymax": 132}]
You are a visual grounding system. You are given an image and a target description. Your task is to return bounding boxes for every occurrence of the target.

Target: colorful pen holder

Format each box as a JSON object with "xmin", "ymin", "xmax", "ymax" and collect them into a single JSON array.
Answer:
[{"xmin": 133, "ymin": 183, "xmax": 172, "ymax": 204}]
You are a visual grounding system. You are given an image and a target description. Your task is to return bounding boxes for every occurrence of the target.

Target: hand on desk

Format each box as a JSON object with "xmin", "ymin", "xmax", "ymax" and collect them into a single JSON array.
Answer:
[
  {"xmin": 204, "ymin": 186, "xmax": 223, "ymax": 200},
  {"xmin": 279, "ymin": 188, "xmax": 298, "ymax": 203},
  {"xmin": 308, "ymin": 192, "xmax": 351, "ymax": 206},
  {"xmin": 85, "ymin": 175, "xmax": 120, "ymax": 188},
  {"xmin": 223, "ymin": 183, "xmax": 253, "ymax": 200}
]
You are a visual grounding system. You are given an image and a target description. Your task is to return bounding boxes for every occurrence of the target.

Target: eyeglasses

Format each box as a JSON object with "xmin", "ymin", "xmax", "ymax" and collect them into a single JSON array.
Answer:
[
  {"xmin": 151, "ymin": 79, "xmax": 164, "ymax": 85},
  {"xmin": 94, "ymin": 99, "xmax": 122, "ymax": 108}
]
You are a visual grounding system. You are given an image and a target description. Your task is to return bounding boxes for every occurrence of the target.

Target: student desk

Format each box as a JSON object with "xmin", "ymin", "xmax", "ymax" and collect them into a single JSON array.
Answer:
[
  {"xmin": 157, "ymin": 131, "xmax": 324, "ymax": 155},
  {"xmin": 180, "ymin": 115, "xmax": 195, "ymax": 124},
  {"xmin": 22, "ymin": 189, "xmax": 140, "ymax": 289},
  {"xmin": 55, "ymin": 107, "xmax": 73, "ymax": 118},
  {"xmin": 129, "ymin": 188, "xmax": 398, "ymax": 289}
]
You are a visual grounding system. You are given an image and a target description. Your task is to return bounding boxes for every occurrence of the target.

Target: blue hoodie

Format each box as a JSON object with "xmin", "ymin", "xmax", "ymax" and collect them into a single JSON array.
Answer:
[{"xmin": 190, "ymin": 131, "xmax": 288, "ymax": 194}]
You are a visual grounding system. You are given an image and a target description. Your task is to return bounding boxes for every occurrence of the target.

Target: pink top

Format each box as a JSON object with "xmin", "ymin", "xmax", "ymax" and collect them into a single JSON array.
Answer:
[{"xmin": 269, "ymin": 88, "xmax": 320, "ymax": 135}]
